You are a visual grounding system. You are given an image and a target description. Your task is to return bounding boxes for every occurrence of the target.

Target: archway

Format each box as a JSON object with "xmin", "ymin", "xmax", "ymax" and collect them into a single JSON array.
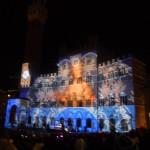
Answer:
[{"xmin": 9, "ymin": 105, "xmax": 17, "ymax": 127}]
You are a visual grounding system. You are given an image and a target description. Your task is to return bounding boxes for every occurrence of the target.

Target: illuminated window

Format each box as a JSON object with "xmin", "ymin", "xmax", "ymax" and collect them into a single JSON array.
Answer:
[
  {"xmin": 99, "ymin": 119, "xmax": 104, "ymax": 130},
  {"xmin": 86, "ymin": 100, "xmax": 91, "ymax": 107},
  {"xmin": 109, "ymin": 97, "xmax": 115, "ymax": 106},
  {"xmin": 77, "ymin": 77, "xmax": 82, "ymax": 84},
  {"xmin": 61, "ymin": 80, "xmax": 65, "ymax": 86},
  {"xmin": 76, "ymin": 118, "xmax": 81, "ymax": 127},
  {"xmin": 52, "ymin": 81, "xmax": 57, "ymax": 87},
  {"xmin": 86, "ymin": 75, "xmax": 92, "ymax": 82},
  {"xmin": 109, "ymin": 93, "xmax": 115, "ymax": 106},
  {"xmin": 98, "ymin": 74, "xmax": 104, "ymax": 81},
  {"xmin": 86, "ymin": 118, "xmax": 92, "ymax": 128},
  {"xmin": 67, "ymin": 101, "xmax": 73, "ymax": 107},
  {"xmin": 73, "ymin": 59, "xmax": 79, "ymax": 65},
  {"xmin": 108, "ymin": 71, "xmax": 114, "ymax": 79},
  {"xmin": 59, "ymin": 101, "xmax": 65, "ymax": 107},
  {"xmin": 109, "ymin": 118, "xmax": 115, "ymax": 132},
  {"xmin": 99, "ymin": 96, "xmax": 105, "ymax": 106},
  {"xmin": 50, "ymin": 117, "xmax": 55, "ymax": 125},
  {"xmin": 60, "ymin": 117, "xmax": 64, "ymax": 124},
  {"xmin": 42, "ymin": 116, "xmax": 47, "ymax": 127},
  {"xmin": 120, "ymin": 67, "xmax": 126, "ymax": 75},
  {"xmin": 86, "ymin": 58, "xmax": 92, "ymax": 65},
  {"xmin": 28, "ymin": 116, "xmax": 31, "ymax": 124},
  {"xmin": 62, "ymin": 63, "xmax": 67, "ymax": 69},
  {"xmin": 33, "ymin": 116, "xmax": 39, "ymax": 128},
  {"xmin": 120, "ymin": 92, "xmax": 127, "ymax": 105},
  {"xmin": 69, "ymin": 79, "xmax": 73, "ymax": 85},
  {"xmin": 68, "ymin": 118, "xmax": 73, "ymax": 127},
  {"xmin": 9, "ymin": 105, "xmax": 17, "ymax": 126},
  {"xmin": 77, "ymin": 101, "xmax": 83, "ymax": 107},
  {"xmin": 121, "ymin": 119, "xmax": 128, "ymax": 131}
]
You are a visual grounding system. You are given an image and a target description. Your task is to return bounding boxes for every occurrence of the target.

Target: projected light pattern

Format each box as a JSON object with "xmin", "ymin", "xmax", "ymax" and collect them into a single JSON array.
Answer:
[
  {"xmin": 98, "ymin": 59, "xmax": 134, "ymax": 106},
  {"xmin": 5, "ymin": 52, "xmax": 136, "ymax": 132},
  {"xmin": 27, "ymin": 52, "xmax": 97, "ymax": 107},
  {"xmin": 5, "ymin": 98, "xmax": 29, "ymax": 128},
  {"xmin": 5, "ymin": 99, "xmax": 135, "ymax": 132}
]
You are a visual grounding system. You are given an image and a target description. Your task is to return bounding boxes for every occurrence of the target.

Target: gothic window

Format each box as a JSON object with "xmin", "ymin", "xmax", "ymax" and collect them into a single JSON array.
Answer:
[
  {"xmin": 69, "ymin": 79, "xmax": 73, "ymax": 85},
  {"xmin": 28, "ymin": 116, "xmax": 31, "ymax": 124},
  {"xmin": 42, "ymin": 116, "xmax": 47, "ymax": 127},
  {"xmin": 121, "ymin": 119, "xmax": 128, "ymax": 131},
  {"xmin": 86, "ymin": 75, "xmax": 92, "ymax": 82},
  {"xmin": 86, "ymin": 58, "xmax": 92, "ymax": 65},
  {"xmin": 98, "ymin": 74, "xmax": 104, "ymax": 81},
  {"xmin": 76, "ymin": 118, "xmax": 81, "ymax": 128},
  {"xmin": 50, "ymin": 117, "xmax": 55, "ymax": 125},
  {"xmin": 68, "ymin": 118, "xmax": 73, "ymax": 127},
  {"xmin": 61, "ymin": 80, "xmax": 65, "ymax": 86},
  {"xmin": 67, "ymin": 101, "xmax": 73, "ymax": 107},
  {"xmin": 86, "ymin": 100, "xmax": 91, "ymax": 107},
  {"xmin": 120, "ymin": 92, "xmax": 127, "ymax": 105},
  {"xmin": 109, "ymin": 93, "xmax": 115, "ymax": 106},
  {"xmin": 86, "ymin": 118, "xmax": 92, "ymax": 128},
  {"xmin": 77, "ymin": 77, "xmax": 82, "ymax": 84},
  {"xmin": 77, "ymin": 101, "xmax": 83, "ymax": 107},
  {"xmin": 60, "ymin": 117, "xmax": 64, "ymax": 124},
  {"xmin": 59, "ymin": 101, "xmax": 65, "ymax": 107},
  {"xmin": 62, "ymin": 63, "xmax": 67, "ymax": 70},
  {"xmin": 99, "ymin": 119, "xmax": 104, "ymax": 130},
  {"xmin": 109, "ymin": 118, "xmax": 115, "ymax": 132},
  {"xmin": 9, "ymin": 105, "xmax": 17, "ymax": 125}
]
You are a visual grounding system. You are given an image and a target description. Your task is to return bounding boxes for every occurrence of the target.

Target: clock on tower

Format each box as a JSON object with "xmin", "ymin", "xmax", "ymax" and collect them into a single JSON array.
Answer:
[{"xmin": 20, "ymin": 63, "xmax": 31, "ymax": 88}]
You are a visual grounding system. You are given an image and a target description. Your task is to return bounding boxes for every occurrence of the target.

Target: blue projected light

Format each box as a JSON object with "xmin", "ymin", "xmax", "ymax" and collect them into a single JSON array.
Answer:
[{"xmin": 5, "ymin": 99, "xmax": 21, "ymax": 128}]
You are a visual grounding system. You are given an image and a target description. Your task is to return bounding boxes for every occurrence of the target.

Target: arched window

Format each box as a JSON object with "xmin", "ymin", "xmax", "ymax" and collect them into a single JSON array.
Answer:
[
  {"xmin": 77, "ymin": 77, "xmax": 82, "ymax": 84},
  {"xmin": 42, "ymin": 116, "xmax": 47, "ymax": 128},
  {"xmin": 68, "ymin": 118, "xmax": 73, "ymax": 127},
  {"xmin": 86, "ymin": 118, "xmax": 92, "ymax": 128},
  {"xmin": 69, "ymin": 79, "xmax": 73, "ymax": 85},
  {"xmin": 109, "ymin": 118, "xmax": 115, "ymax": 132},
  {"xmin": 121, "ymin": 119, "xmax": 128, "ymax": 131},
  {"xmin": 109, "ymin": 93, "xmax": 115, "ymax": 106},
  {"xmin": 51, "ymin": 117, "xmax": 55, "ymax": 125},
  {"xmin": 86, "ymin": 100, "xmax": 91, "ymax": 107},
  {"xmin": 76, "ymin": 118, "xmax": 81, "ymax": 128},
  {"xmin": 67, "ymin": 101, "xmax": 73, "ymax": 107},
  {"xmin": 28, "ymin": 116, "xmax": 31, "ymax": 124},
  {"xmin": 120, "ymin": 92, "xmax": 127, "ymax": 105},
  {"xmin": 60, "ymin": 117, "xmax": 64, "ymax": 124},
  {"xmin": 99, "ymin": 119, "xmax": 104, "ymax": 130},
  {"xmin": 77, "ymin": 101, "xmax": 83, "ymax": 107},
  {"xmin": 9, "ymin": 105, "xmax": 17, "ymax": 126}
]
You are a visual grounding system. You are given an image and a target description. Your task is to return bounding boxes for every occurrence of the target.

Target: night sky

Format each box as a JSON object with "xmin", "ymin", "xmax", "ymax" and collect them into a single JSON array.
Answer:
[{"xmin": 1, "ymin": 0, "xmax": 150, "ymax": 90}]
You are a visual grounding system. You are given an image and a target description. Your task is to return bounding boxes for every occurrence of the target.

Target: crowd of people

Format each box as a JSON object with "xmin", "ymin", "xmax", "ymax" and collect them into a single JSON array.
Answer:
[{"xmin": 0, "ymin": 127, "xmax": 150, "ymax": 150}]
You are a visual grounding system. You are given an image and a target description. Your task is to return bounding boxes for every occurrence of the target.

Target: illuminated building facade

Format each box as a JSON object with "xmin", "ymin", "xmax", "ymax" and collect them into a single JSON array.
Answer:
[
  {"xmin": 4, "ymin": 0, "xmax": 147, "ymax": 132},
  {"xmin": 5, "ymin": 51, "xmax": 147, "ymax": 132}
]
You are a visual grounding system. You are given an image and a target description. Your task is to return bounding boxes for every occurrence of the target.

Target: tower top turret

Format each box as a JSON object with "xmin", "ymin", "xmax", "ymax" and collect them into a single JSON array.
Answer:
[{"xmin": 27, "ymin": 0, "xmax": 48, "ymax": 23}]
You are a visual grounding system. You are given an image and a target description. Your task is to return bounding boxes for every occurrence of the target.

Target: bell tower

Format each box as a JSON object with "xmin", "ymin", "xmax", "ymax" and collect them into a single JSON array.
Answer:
[{"xmin": 23, "ymin": 0, "xmax": 48, "ymax": 78}]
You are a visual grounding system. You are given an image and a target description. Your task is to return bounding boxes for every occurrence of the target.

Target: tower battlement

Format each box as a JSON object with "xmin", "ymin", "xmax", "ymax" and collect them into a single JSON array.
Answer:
[{"xmin": 27, "ymin": 0, "xmax": 48, "ymax": 23}]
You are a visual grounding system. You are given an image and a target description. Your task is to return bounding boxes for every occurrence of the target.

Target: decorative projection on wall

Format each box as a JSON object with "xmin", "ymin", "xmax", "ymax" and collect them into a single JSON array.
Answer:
[
  {"xmin": 27, "ymin": 52, "xmax": 97, "ymax": 107},
  {"xmin": 20, "ymin": 63, "xmax": 31, "ymax": 88},
  {"xmin": 5, "ymin": 52, "xmax": 136, "ymax": 132},
  {"xmin": 97, "ymin": 59, "xmax": 134, "ymax": 106}
]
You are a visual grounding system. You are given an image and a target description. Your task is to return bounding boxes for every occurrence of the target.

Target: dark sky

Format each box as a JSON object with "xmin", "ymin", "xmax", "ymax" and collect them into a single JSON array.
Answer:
[{"xmin": 1, "ymin": 0, "xmax": 150, "ymax": 90}]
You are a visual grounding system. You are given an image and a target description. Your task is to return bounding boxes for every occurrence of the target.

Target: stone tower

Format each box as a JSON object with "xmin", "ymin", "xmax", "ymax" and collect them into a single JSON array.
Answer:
[{"xmin": 23, "ymin": 0, "xmax": 48, "ymax": 79}]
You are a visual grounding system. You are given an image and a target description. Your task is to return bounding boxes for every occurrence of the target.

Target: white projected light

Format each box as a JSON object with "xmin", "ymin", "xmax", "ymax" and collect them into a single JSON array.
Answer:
[
  {"xmin": 20, "ymin": 63, "xmax": 31, "ymax": 87},
  {"xmin": 22, "ymin": 70, "xmax": 30, "ymax": 79}
]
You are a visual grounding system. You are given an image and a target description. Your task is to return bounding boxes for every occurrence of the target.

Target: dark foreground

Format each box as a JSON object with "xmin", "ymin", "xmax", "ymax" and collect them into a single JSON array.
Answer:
[{"xmin": 0, "ymin": 128, "xmax": 150, "ymax": 150}]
